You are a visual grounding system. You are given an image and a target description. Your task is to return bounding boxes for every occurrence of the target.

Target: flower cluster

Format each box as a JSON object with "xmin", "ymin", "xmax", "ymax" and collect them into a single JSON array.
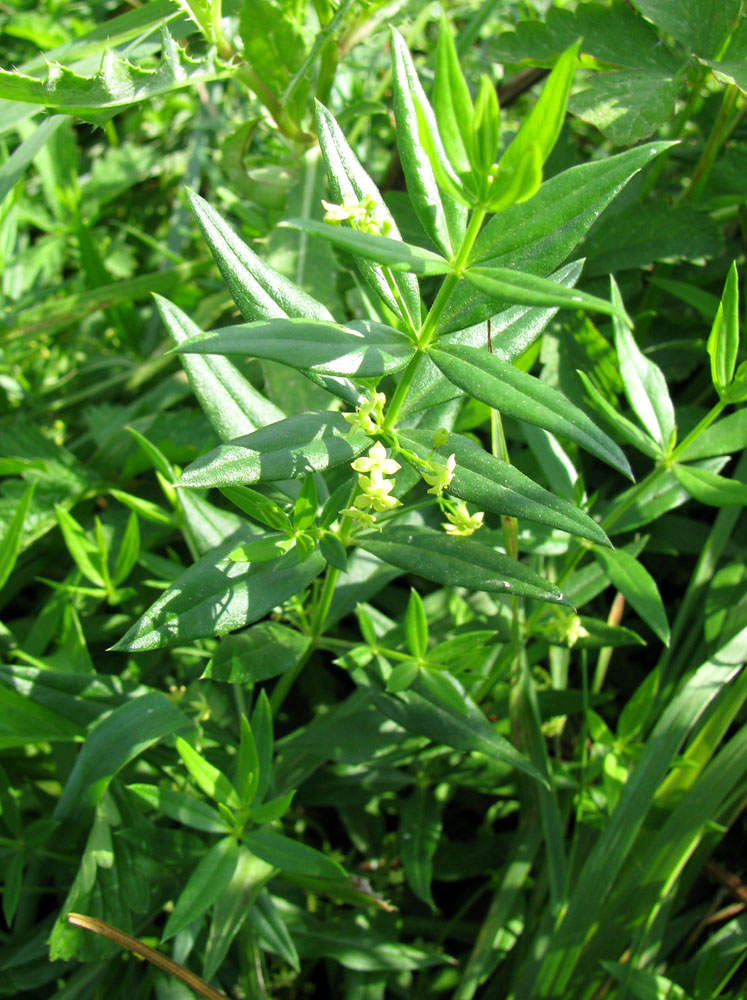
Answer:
[
  {"xmin": 342, "ymin": 440, "xmax": 401, "ymax": 530},
  {"xmin": 421, "ymin": 453, "xmax": 456, "ymax": 496},
  {"xmin": 442, "ymin": 502, "xmax": 484, "ymax": 537},
  {"xmin": 322, "ymin": 193, "xmax": 392, "ymax": 237},
  {"xmin": 343, "ymin": 389, "xmax": 386, "ymax": 436}
]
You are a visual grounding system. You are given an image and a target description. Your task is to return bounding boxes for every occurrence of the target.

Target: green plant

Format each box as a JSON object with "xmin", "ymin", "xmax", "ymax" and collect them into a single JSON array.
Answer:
[{"xmin": 0, "ymin": 3, "xmax": 745, "ymax": 999}]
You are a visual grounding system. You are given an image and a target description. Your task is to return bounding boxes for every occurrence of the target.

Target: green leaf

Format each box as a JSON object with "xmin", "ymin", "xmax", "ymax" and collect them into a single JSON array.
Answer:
[
  {"xmin": 221, "ymin": 486, "xmax": 291, "ymax": 532},
  {"xmin": 611, "ymin": 278, "xmax": 675, "ymax": 450},
  {"xmin": 244, "ymin": 827, "xmax": 346, "ymax": 879},
  {"xmin": 678, "ymin": 410, "xmax": 747, "ymax": 461},
  {"xmin": 488, "ymin": 42, "xmax": 578, "ymax": 212},
  {"xmin": 294, "ymin": 475, "xmax": 318, "ymax": 532},
  {"xmin": 237, "ymin": 716, "xmax": 260, "ymax": 808},
  {"xmin": 0, "ymin": 115, "xmax": 65, "ymax": 207},
  {"xmin": 176, "ymin": 736, "xmax": 241, "ymax": 811},
  {"xmin": 156, "ymin": 295, "xmax": 283, "ymax": 441},
  {"xmin": 404, "ymin": 588, "xmax": 429, "ymax": 659},
  {"xmin": 315, "ymin": 101, "xmax": 421, "ymax": 329},
  {"xmin": 203, "ymin": 850, "xmax": 276, "ymax": 980},
  {"xmin": 430, "ymin": 344, "xmax": 632, "ymax": 478},
  {"xmin": 162, "ymin": 836, "xmax": 239, "ymax": 943},
  {"xmin": 127, "ymin": 784, "xmax": 230, "ymax": 833},
  {"xmin": 398, "ymin": 429, "xmax": 611, "ymax": 546},
  {"xmin": 0, "ymin": 483, "xmax": 34, "ymax": 592},
  {"xmin": 178, "ymin": 412, "xmax": 369, "ymax": 489},
  {"xmin": 245, "ymin": 888, "xmax": 300, "ymax": 971},
  {"xmin": 439, "ymin": 142, "xmax": 672, "ymax": 336},
  {"xmin": 204, "ymin": 622, "xmax": 311, "ymax": 684},
  {"xmin": 673, "ymin": 463, "xmax": 747, "ymax": 507},
  {"xmin": 282, "ymin": 217, "xmax": 451, "ymax": 275},
  {"xmin": 55, "ymin": 506, "xmax": 104, "ymax": 588},
  {"xmin": 0, "ymin": 28, "xmax": 230, "ymax": 123},
  {"xmin": 112, "ymin": 511, "xmax": 139, "ymax": 587},
  {"xmin": 320, "ymin": 529, "xmax": 348, "ymax": 572},
  {"xmin": 0, "ymin": 680, "xmax": 83, "ymax": 749},
  {"xmin": 175, "ymin": 317, "xmax": 416, "ymax": 377},
  {"xmin": 433, "ymin": 17, "xmax": 474, "ymax": 175},
  {"xmin": 54, "ymin": 693, "xmax": 190, "ymax": 820},
  {"xmin": 391, "ymin": 28, "xmax": 466, "ymax": 256},
  {"xmin": 471, "ymin": 76, "xmax": 500, "ymax": 178},
  {"xmin": 707, "ymin": 261, "xmax": 740, "ymax": 395},
  {"xmin": 577, "ymin": 370, "xmax": 663, "ymax": 460},
  {"xmin": 239, "ymin": 0, "xmax": 306, "ymax": 96},
  {"xmin": 400, "ymin": 785, "xmax": 442, "ymax": 908},
  {"xmin": 465, "ymin": 265, "xmax": 630, "ymax": 325},
  {"xmin": 357, "ymin": 525, "xmax": 570, "ymax": 606},
  {"xmin": 631, "ymin": 0, "xmax": 742, "ymax": 58},
  {"xmin": 369, "ymin": 676, "xmax": 545, "ymax": 783},
  {"xmin": 593, "ymin": 546, "xmax": 670, "ymax": 645},
  {"xmin": 247, "ymin": 791, "xmax": 296, "ymax": 824},
  {"xmin": 112, "ymin": 542, "xmax": 325, "ymax": 651}
]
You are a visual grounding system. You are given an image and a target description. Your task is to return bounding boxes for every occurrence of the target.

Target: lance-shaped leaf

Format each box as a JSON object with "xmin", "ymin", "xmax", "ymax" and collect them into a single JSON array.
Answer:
[
  {"xmin": 358, "ymin": 525, "xmax": 571, "ymax": 606},
  {"xmin": 315, "ymin": 101, "xmax": 421, "ymax": 329},
  {"xmin": 162, "ymin": 836, "xmax": 239, "ymax": 943},
  {"xmin": 186, "ymin": 189, "xmax": 360, "ymax": 407},
  {"xmin": 673, "ymin": 463, "xmax": 747, "ymax": 507},
  {"xmin": 175, "ymin": 317, "xmax": 415, "ymax": 378},
  {"xmin": 178, "ymin": 412, "xmax": 369, "ymax": 489},
  {"xmin": 398, "ymin": 430, "xmax": 611, "ymax": 546},
  {"xmin": 465, "ymin": 266, "xmax": 631, "ymax": 324},
  {"xmin": 437, "ymin": 142, "xmax": 673, "ymax": 336},
  {"xmin": 156, "ymin": 295, "xmax": 283, "ymax": 441},
  {"xmin": 577, "ymin": 370, "xmax": 663, "ymax": 461},
  {"xmin": 593, "ymin": 546, "xmax": 669, "ymax": 645},
  {"xmin": 430, "ymin": 344, "xmax": 632, "ymax": 478},
  {"xmin": 707, "ymin": 261, "xmax": 740, "ymax": 396},
  {"xmin": 111, "ymin": 541, "xmax": 325, "ymax": 651},
  {"xmin": 433, "ymin": 16, "xmax": 474, "ymax": 175},
  {"xmin": 244, "ymin": 827, "xmax": 346, "ymax": 879},
  {"xmin": 281, "ymin": 217, "xmax": 450, "ymax": 276},
  {"xmin": 611, "ymin": 277, "xmax": 675, "ymax": 450},
  {"xmin": 391, "ymin": 28, "xmax": 466, "ymax": 256},
  {"xmin": 0, "ymin": 28, "xmax": 230, "ymax": 124}
]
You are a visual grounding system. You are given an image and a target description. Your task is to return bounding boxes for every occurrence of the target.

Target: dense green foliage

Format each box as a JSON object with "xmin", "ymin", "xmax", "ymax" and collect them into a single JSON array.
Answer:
[{"xmin": 0, "ymin": 1, "xmax": 746, "ymax": 998}]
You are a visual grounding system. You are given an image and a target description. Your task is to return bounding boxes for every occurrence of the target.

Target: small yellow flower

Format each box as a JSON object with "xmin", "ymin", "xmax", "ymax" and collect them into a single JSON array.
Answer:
[
  {"xmin": 422, "ymin": 453, "xmax": 456, "ymax": 496},
  {"xmin": 341, "ymin": 506, "xmax": 381, "ymax": 530},
  {"xmin": 343, "ymin": 390, "xmax": 386, "ymax": 435},
  {"xmin": 355, "ymin": 469, "xmax": 401, "ymax": 512},
  {"xmin": 442, "ymin": 503, "xmax": 484, "ymax": 537},
  {"xmin": 352, "ymin": 440, "xmax": 400, "ymax": 477},
  {"xmin": 322, "ymin": 193, "xmax": 392, "ymax": 236}
]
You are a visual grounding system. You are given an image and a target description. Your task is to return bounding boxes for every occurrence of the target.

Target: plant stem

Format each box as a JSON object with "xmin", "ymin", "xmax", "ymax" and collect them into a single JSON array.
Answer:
[
  {"xmin": 381, "ymin": 351, "xmax": 424, "ymax": 431},
  {"xmin": 682, "ymin": 83, "xmax": 740, "ymax": 204}
]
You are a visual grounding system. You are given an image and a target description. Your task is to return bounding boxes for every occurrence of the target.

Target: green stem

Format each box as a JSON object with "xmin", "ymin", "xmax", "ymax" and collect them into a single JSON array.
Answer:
[
  {"xmin": 381, "ymin": 352, "xmax": 424, "ymax": 432},
  {"xmin": 681, "ymin": 83, "xmax": 740, "ymax": 204},
  {"xmin": 670, "ymin": 397, "xmax": 727, "ymax": 460}
]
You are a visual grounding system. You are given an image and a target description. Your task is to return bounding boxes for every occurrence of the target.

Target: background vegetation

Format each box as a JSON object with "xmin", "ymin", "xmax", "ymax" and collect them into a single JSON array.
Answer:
[{"xmin": 0, "ymin": 1, "xmax": 745, "ymax": 998}]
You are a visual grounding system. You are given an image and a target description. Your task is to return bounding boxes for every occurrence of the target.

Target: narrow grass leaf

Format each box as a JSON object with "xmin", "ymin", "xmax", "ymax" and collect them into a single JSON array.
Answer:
[
  {"xmin": 593, "ymin": 546, "xmax": 669, "ymax": 645},
  {"xmin": 0, "ymin": 483, "xmax": 34, "ymax": 591},
  {"xmin": 430, "ymin": 345, "xmax": 632, "ymax": 477}
]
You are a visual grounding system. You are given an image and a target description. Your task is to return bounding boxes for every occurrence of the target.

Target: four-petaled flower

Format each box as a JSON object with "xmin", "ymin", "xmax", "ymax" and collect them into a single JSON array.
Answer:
[
  {"xmin": 349, "ymin": 441, "xmax": 402, "ymax": 517},
  {"xmin": 322, "ymin": 193, "xmax": 392, "ymax": 237},
  {"xmin": 343, "ymin": 390, "xmax": 386, "ymax": 435},
  {"xmin": 442, "ymin": 503, "xmax": 484, "ymax": 537},
  {"xmin": 352, "ymin": 440, "xmax": 400, "ymax": 477},
  {"xmin": 422, "ymin": 453, "xmax": 456, "ymax": 496}
]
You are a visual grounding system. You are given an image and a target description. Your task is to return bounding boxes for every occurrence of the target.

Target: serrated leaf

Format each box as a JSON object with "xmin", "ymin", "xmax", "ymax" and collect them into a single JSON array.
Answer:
[
  {"xmin": 430, "ymin": 344, "xmax": 631, "ymax": 477},
  {"xmin": 162, "ymin": 836, "xmax": 239, "ymax": 943},
  {"xmin": 571, "ymin": 67, "xmax": 682, "ymax": 145},
  {"xmin": 398, "ymin": 429, "xmax": 610, "ymax": 546},
  {"xmin": 0, "ymin": 28, "xmax": 230, "ymax": 123},
  {"xmin": 112, "ymin": 541, "xmax": 324, "ymax": 651},
  {"xmin": 358, "ymin": 525, "xmax": 570, "ymax": 606},
  {"xmin": 175, "ymin": 317, "xmax": 416, "ymax": 377},
  {"xmin": 673, "ymin": 463, "xmax": 747, "ymax": 507},
  {"xmin": 465, "ymin": 265, "xmax": 630, "ymax": 324},
  {"xmin": 178, "ymin": 412, "xmax": 369, "ymax": 489},
  {"xmin": 315, "ymin": 101, "xmax": 421, "ymax": 329},
  {"xmin": 282, "ymin": 217, "xmax": 451, "ymax": 275},
  {"xmin": 593, "ymin": 546, "xmax": 670, "ymax": 645}
]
